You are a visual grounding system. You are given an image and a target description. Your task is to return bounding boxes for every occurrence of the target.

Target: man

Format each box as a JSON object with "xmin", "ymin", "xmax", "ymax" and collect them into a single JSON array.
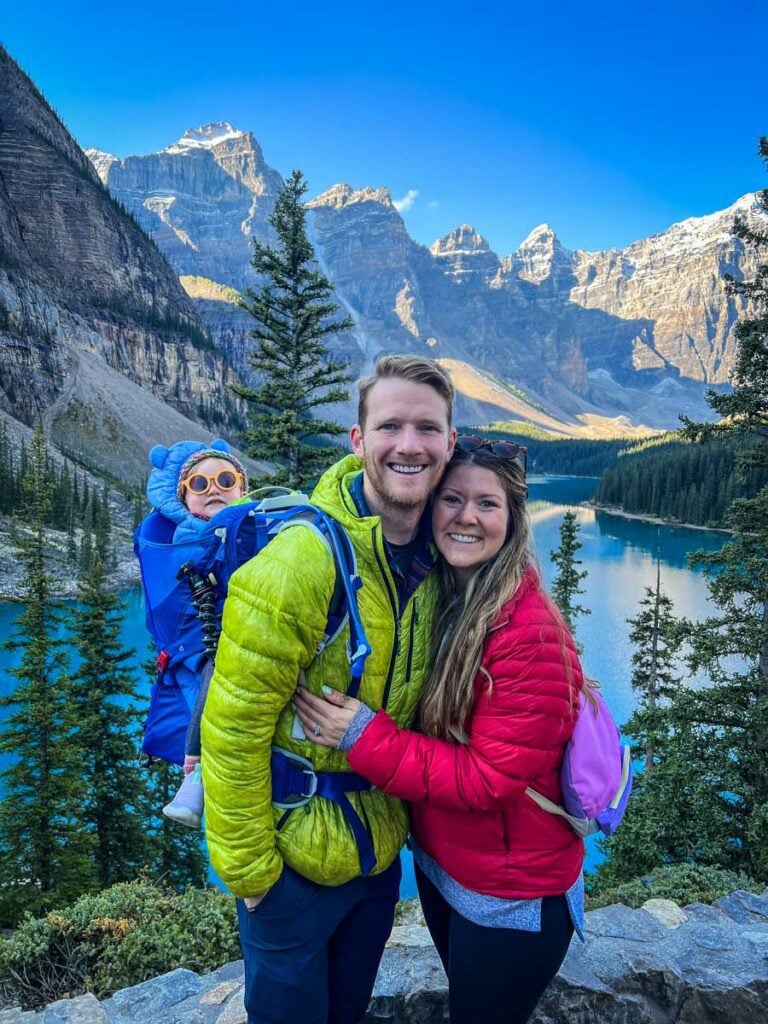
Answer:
[{"xmin": 201, "ymin": 355, "xmax": 456, "ymax": 1024}]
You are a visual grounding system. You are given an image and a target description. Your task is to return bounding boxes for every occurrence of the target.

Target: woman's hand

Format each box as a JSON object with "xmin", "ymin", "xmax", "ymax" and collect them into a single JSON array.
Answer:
[{"xmin": 294, "ymin": 687, "xmax": 362, "ymax": 747}]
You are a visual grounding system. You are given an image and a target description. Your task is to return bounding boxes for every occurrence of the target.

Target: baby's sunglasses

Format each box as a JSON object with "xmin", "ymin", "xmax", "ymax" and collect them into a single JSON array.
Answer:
[
  {"xmin": 182, "ymin": 469, "xmax": 243, "ymax": 495},
  {"xmin": 455, "ymin": 435, "xmax": 528, "ymax": 475}
]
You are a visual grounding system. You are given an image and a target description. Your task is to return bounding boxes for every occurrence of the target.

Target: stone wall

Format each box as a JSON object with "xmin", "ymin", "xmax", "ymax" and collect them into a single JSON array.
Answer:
[{"xmin": 4, "ymin": 890, "xmax": 767, "ymax": 1024}]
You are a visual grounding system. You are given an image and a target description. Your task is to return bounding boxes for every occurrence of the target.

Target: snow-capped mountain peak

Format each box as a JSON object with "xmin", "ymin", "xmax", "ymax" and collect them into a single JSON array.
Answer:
[
  {"xmin": 84, "ymin": 147, "xmax": 118, "ymax": 181},
  {"xmin": 164, "ymin": 122, "xmax": 246, "ymax": 154}
]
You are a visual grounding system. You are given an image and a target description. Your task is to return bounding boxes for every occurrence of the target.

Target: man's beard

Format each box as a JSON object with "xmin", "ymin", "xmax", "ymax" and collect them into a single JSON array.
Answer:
[{"xmin": 365, "ymin": 461, "xmax": 433, "ymax": 514}]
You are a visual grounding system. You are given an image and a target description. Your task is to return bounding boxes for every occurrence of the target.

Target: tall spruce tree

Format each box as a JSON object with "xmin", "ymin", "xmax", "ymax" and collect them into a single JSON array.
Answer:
[
  {"xmin": 69, "ymin": 553, "xmax": 152, "ymax": 888},
  {"xmin": 626, "ymin": 553, "xmax": 684, "ymax": 774},
  {"xmin": 138, "ymin": 654, "xmax": 207, "ymax": 888},
  {"xmin": 676, "ymin": 137, "xmax": 768, "ymax": 880},
  {"xmin": 236, "ymin": 170, "xmax": 353, "ymax": 488},
  {"xmin": 593, "ymin": 564, "xmax": 692, "ymax": 888},
  {"xmin": 598, "ymin": 137, "xmax": 768, "ymax": 891},
  {"xmin": 144, "ymin": 760, "xmax": 208, "ymax": 889},
  {"xmin": 550, "ymin": 510, "xmax": 590, "ymax": 640},
  {"xmin": 0, "ymin": 425, "xmax": 95, "ymax": 924}
]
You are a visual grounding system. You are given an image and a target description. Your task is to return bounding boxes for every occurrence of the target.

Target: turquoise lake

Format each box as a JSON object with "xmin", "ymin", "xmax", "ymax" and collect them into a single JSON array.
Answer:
[{"xmin": 0, "ymin": 476, "xmax": 728, "ymax": 896}]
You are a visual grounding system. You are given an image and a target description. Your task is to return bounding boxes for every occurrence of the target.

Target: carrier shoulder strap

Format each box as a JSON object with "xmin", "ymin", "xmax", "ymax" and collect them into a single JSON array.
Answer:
[{"xmin": 277, "ymin": 510, "xmax": 371, "ymax": 696}]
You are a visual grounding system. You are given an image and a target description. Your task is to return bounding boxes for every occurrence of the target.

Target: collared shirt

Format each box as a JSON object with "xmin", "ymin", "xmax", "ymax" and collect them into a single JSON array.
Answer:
[{"xmin": 349, "ymin": 471, "xmax": 434, "ymax": 612}]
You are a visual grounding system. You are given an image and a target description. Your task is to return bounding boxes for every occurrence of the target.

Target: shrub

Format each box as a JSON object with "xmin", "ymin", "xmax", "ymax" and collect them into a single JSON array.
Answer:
[
  {"xmin": 586, "ymin": 862, "xmax": 765, "ymax": 911},
  {"xmin": 0, "ymin": 879, "xmax": 239, "ymax": 1010}
]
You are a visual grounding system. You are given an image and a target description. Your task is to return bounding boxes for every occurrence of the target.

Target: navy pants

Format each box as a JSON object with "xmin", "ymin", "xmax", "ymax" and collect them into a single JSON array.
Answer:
[
  {"xmin": 236, "ymin": 859, "xmax": 401, "ymax": 1024},
  {"xmin": 416, "ymin": 865, "xmax": 573, "ymax": 1024}
]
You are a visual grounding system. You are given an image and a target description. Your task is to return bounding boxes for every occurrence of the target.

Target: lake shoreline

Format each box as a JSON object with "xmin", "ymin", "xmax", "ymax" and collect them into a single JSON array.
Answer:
[
  {"xmin": 0, "ymin": 557, "xmax": 141, "ymax": 603},
  {"xmin": 589, "ymin": 502, "xmax": 732, "ymax": 536}
]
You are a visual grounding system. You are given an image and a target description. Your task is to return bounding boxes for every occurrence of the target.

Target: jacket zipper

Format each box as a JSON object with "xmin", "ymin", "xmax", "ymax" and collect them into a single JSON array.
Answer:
[
  {"xmin": 373, "ymin": 524, "xmax": 400, "ymax": 709},
  {"xmin": 405, "ymin": 597, "xmax": 418, "ymax": 683},
  {"xmin": 501, "ymin": 813, "xmax": 510, "ymax": 852}
]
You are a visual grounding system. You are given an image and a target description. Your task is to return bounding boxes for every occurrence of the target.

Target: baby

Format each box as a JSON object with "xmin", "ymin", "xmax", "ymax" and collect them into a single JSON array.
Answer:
[{"xmin": 144, "ymin": 440, "xmax": 247, "ymax": 827}]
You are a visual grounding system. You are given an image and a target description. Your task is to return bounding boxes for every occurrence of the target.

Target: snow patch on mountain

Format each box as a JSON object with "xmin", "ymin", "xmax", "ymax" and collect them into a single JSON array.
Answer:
[
  {"xmin": 308, "ymin": 184, "xmax": 394, "ymax": 211},
  {"xmin": 164, "ymin": 122, "xmax": 246, "ymax": 154},
  {"xmin": 85, "ymin": 148, "xmax": 118, "ymax": 183}
]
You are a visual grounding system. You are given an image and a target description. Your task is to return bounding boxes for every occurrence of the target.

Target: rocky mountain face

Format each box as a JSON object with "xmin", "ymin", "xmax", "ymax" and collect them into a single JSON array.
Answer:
[
  {"xmin": 88, "ymin": 119, "xmax": 765, "ymax": 434},
  {"xmin": 0, "ymin": 48, "xmax": 243, "ymax": 483},
  {"xmin": 87, "ymin": 123, "xmax": 284, "ymax": 292}
]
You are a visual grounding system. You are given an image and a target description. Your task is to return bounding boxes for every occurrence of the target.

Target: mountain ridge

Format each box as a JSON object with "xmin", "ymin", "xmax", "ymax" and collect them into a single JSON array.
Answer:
[
  {"xmin": 87, "ymin": 120, "xmax": 763, "ymax": 434},
  {"xmin": 0, "ymin": 50, "xmax": 244, "ymax": 484}
]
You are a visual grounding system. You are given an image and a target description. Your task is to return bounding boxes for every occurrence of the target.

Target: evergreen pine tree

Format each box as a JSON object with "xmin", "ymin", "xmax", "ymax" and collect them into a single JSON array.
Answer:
[
  {"xmin": 79, "ymin": 529, "xmax": 93, "ymax": 574},
  {"xmin": 72, "ymin": 468, "xmax": 81, "ymax": 519},
  {"xmin": 69, "ymin": 553, "xmax": 153, "ymax": 888},
  {"xmin": 137, "ymin": 654, "xmax": 207, "ymax": 888},
  {"xmin": 675, "ymin": 138, "xmax": 768, "ymax": 880},
  {"xmin": 94, "ymin": 481, "xmax": 111, "ymax": 564},
  {"xmin": 67, "ymin": 507, "xmax": 77, "ymax": 564},
  {"xmin": 236, "ymin": 170, "xmax": 353, "ymax": 488},
  {"xmin": 144, "ymin": 761, "xmax": 208, "ymax": 889},
  {"xmin": 0, "ymin": 425, "xmax": 95, "ymax": 924},
  {"xmin": 591, "ymin": 556, "xmax": 692, "ymax": 888},
  {"xmin": 132, "ymin": 486, "xmax": 146, "ymax": 531},
  {"xmin": 0, "ymin": 420, "xmax": 12, "ymax": 515},
  {"xmin": 550, "ymin": 511, "xmax": 590, "ymax": 641},
  {"xmin": 625, "ymin": 553, "xmax": 683, "ymax": 774}
]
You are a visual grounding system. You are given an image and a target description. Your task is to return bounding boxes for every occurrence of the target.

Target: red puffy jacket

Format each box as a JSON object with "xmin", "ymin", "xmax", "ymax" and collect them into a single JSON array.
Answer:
[{"xmin": 346, "ymin": 566, "xmax": 584, "ymax": 899}]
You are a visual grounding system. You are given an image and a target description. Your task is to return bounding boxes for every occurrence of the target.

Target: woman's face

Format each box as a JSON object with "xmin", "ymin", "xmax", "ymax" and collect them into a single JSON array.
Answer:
[{"xmin": 432, "ymin": 463, "xmax": 510, "ymax": 588}]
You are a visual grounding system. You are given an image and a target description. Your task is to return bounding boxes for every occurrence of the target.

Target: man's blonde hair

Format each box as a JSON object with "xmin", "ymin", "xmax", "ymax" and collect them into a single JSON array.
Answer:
[{"xmin": 357, "ymin": 355, "xmax": 454, "ymax": 429}]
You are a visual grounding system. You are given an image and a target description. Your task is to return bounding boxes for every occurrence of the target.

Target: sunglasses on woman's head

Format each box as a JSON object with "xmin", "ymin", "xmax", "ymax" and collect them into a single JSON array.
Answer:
[
  {"xmin": 182, "ymin": 469, "xmax": 242, "ymax": 495},
  {"xmin": 455, "ymin": 435, "xmax": 528, "ymax": 475}
]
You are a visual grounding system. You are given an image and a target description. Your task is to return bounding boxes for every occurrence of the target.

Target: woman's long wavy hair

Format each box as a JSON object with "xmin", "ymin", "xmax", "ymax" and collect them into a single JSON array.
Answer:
[{"xmin": 419, "ymin": 446, "xmax": 536, "ymax": 742}]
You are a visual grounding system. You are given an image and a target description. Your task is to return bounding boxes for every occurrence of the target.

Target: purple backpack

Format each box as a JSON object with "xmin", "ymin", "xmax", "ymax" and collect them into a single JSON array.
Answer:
[{"xmin": 526, "ymin": 687, "xmax": 632, "ymax": 838}]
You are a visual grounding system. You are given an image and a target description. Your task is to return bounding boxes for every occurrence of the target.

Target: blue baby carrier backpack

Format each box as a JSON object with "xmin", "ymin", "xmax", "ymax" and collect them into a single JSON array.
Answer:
[{"xmin": 134, "ymin": 439, "xmax": 371, "ymax": 766}]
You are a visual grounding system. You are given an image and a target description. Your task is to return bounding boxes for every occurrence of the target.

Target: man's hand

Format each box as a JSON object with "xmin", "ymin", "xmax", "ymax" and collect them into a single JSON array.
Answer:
[{"xmin": 243, "ymin": 891, "xmax": 269, "ymax": 911}]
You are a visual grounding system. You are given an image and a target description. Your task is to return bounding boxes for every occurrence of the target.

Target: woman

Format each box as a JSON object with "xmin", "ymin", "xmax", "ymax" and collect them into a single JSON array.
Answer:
[{"xmin": 295, "ymin": 437, "xmax": 585, "ymax": 1024}]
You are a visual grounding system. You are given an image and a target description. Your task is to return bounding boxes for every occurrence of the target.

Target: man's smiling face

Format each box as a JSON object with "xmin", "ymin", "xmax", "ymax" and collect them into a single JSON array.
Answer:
[{"xmin": 350, "ymin": 377, "xmax": 456, "ymax": 516}]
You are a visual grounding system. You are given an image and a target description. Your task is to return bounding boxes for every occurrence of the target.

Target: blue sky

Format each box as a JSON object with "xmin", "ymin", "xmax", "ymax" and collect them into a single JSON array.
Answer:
[{"xmin": 3, "ymin": 0, "xmax": 766, "ymax": 255}]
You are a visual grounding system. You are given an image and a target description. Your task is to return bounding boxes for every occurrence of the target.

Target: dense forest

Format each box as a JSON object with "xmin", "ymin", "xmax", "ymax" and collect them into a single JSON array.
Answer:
[
  {"xmin": 594, "ymin": 436, "xmax": 768, "ymax": 527},
  {"xmin": 471, "ymin": 424, "xmax": 625, "ymax": 476},
  {"xmin": 0, "ymin": 421, "xmax": 146, "ymax": 573}
]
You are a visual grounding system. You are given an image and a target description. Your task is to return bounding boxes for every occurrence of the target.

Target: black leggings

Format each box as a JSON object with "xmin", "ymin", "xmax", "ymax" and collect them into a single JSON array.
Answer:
[{"xmin": 415, "ymin": 865, "xmax": 573, "ymax": 1024}]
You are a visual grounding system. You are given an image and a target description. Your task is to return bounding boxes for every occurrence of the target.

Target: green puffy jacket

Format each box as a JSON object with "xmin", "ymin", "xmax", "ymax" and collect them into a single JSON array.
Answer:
[{"xmin": 201, "ymin": 455, "xmax": 438, "ymax": 897}]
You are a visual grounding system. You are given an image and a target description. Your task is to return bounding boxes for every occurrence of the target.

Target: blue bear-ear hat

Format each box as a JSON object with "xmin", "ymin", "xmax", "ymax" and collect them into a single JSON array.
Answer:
[{"xmin": 146, "ymin": 438, "xmax": 246, "ymax": 525}]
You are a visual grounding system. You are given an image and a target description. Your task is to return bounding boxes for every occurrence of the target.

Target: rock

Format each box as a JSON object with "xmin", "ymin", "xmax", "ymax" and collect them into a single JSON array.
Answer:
[
  {"xmin": 0, "ymin": 1010, "xmax": 43, "ymax": 1023},
  {"xmin": 388, "ymin": 903, "xmax": 433, "ymax": 946},
  {"xmin": 213, "ymin": 989, "xmax": 246, "ymax": 1024},
  {"xmin": 21, "ymin": 891, "xmax": 768, "ymax": 1024},
  {"xmin": 203, "ymin": 962, "xmax": 244, "ymax": 986},
  {"xmin": 641, "ymin": 898, "xmax": 688, "ymax": 928},
  {"xmin": 199, "ymin": 982, "xmax": 240, "ymax": 1006},
  {"xmin": 387, "ymin": 924, "xmax": 434, "ymax": 948},
  {"xmin": 713, "ymin": 889, "xmax": 768, "ymax": 926},
  {"xmin": 101, "ymin": 969, "xmax": 205, "ymax": 1024},
  {"xmin": 365, "ymin": 946, "xmax": 448, "ymax": 1023},
  {"xmin": 42, "ymin": 995, "xmax": 107, "ymax": 1023}
]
